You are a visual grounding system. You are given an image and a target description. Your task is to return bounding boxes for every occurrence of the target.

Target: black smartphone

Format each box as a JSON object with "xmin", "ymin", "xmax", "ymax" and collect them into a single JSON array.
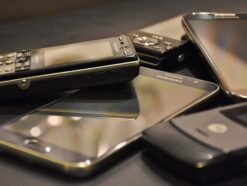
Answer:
[
  {"xmin": 0, "ymin": 67, "xmax": 218, "ymax": 177},
  {"xmin": 143, "ymin": 102, "xmax": 247, "ymax": 183},
  {"xmin": 182, "ymin": 12, "xmax": 247, "ymax": 101},
  {"xmin": 0, "ymin": 35, "xmax": 139, "ymax": 97}
]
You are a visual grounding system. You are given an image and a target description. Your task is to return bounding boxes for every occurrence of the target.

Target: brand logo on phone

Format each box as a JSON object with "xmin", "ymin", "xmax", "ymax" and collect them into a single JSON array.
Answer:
[
  {"xmin": 156, "ymin": 74, "xmax": 183, "ymax": 83},
  {"xmin": 207, "ymin": 123, "xmax": 228, "ymax": 134}
]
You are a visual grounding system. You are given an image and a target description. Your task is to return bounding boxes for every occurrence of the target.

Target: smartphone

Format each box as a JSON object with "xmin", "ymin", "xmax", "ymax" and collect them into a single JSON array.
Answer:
[
  {"xmin": 0, "ymin": 35, "xmax": 139, "ymax": 97},
  {"xmin": 182, "ymin": 12, "xmax": 247, "ymax": 101},
  {"xmin": 0, "ymin": 67, "xmax": 219, "ymax": 177},
  {"xmin": 143, "ymin": 102, "xmax": 247, "ymax": 183}
]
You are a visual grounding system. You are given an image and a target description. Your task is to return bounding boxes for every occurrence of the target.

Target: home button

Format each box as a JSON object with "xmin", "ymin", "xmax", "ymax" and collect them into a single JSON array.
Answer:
[{"xmin": 24, "ymin": 138, "xmax": 51, "ymax": 153}]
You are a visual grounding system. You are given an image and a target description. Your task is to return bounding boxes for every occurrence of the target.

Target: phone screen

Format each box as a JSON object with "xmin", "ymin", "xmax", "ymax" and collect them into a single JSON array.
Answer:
[
  {"xmin": 188, "ymin": 19, "xmax": 247, "ymax": 90},
  {"xmin": 2, "ymin": 68, "xmax": 215, "ymax": 161},
  {"xmin": 39, "ymin": 40, "xmax": 113, "ymax": 66}
]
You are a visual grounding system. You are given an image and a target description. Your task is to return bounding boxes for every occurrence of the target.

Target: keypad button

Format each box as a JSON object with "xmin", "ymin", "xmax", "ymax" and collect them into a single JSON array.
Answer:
[
  {"xmin": 152, "ymin": 45, "xmax": 161, "ymax": 50},
  {"xmin": 19, "ymin": 57, "xmax": 27, "ymax": 62},
  {"xmin": 152, "ymin": 35, "xmax": 163, "ymax": 40},
  {"xmin": 121, "ymin": 47, "xmax": 133, "ymax": 56},
  {"xmin": 17, "ymin": 53, "xmax": 23, "ymax": 58},
  {"xmin": 164, "ymin": 41, "xmax": 172, "ymax": 45},
  {"xmin": 166, "ymin": 45, "xmax": 173, "ymax": 50},
  {"xmin": 5, "ymin": 67, "xmax": 13, "ymax": 72},
  {"xmin": 25, "ymin": 51, "xmax": 31, "ymax": 57},
  {"xmin": 0, "ymin": 62, "xmax": 3, "ymax": 65},
  {"xmin": 134, "ymin": 36, "xmax": 159, "ymax": 46},
  {"xmin": 6, "ymin": 53, "xmax": 16, "ymax": 58},
  {"xmin": 23, "ymin": 60, "xmax": 31, "ymax": 67},
  {"xmin": 132, "ymin": 33, "xmax": 139, "ymax": 38},
  {"xmin": 15, "ymin": 62, "xmax": 23, "ymax": 69},
  {"xmin": 0, "ymin": 56, "xmax": 3, "ymax": 60},
  {"xmin": 5, "ymin": 60, "xmax": 13, "ymax": 65}
]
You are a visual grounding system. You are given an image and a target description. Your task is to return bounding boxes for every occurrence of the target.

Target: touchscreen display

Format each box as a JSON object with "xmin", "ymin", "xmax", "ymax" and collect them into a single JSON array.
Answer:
[
  {"xmin": 42, "ymin": 40, "xmax": 113, "ymax": 66},
  {"xmin": 189, "ymin": 20, "xmax": 247, "ymax": 90},
  {"xmin": 4, "ymin": 71, "xmax": 210, "ymax": 160}
]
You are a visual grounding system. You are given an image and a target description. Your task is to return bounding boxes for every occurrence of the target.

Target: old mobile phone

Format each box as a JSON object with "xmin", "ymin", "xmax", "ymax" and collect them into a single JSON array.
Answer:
[
  {"xmin": 129, "ymin": 31, "xmax": 191, "ymax": 70},
  {"xmin": 0, "ymin": 67, "xmax": 218, "ymax": 177},
  {"xmin": 182, "ymin": 12, "xmax": 247, "ymax": 101},
  {"xmin": 143, "ymin": 102, "xmax": 247, "ymax": 183},
  {"xmin": 0, "ymin": 35, "xmax": 139, "ymax": 97}
]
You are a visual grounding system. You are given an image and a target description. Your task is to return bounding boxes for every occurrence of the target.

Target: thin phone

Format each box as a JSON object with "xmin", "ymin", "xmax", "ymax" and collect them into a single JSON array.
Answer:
[
  {"xmin": 0, "ymin": 67, "xmax": 219, "ymax": 177},
  {"xmin": 0, "ymin": 35, "xmax": 139, "ymax": 98},
  {"xmin": 182, "ymin": 12, "xmax": 247, "ymax": 101}
]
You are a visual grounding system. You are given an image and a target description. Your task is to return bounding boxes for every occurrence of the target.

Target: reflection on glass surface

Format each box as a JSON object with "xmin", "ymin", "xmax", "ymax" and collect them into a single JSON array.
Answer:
[
  {"xmin": 190, "ymin": 20, "xmax": 247, "ymax": 90},
  {"xmin": 40, "ymin": 40, "xmax": 113, "ymax": 66},
  {"xmin": 40, "ymin": 83, "xmax": 140, "ymax": 119},
  {"xmin": 4, "ymin": 74, "xmax": 208, "ymax": 160}
]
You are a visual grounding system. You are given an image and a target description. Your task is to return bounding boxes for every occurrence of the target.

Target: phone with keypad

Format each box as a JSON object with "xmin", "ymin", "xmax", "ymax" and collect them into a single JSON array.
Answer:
[{"xmin": 0, "ymin": 35, "xmax": 139, "ymax": 98}]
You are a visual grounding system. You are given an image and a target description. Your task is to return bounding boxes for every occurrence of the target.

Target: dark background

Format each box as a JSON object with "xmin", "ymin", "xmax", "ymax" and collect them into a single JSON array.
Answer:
[{"xmin": 0, "ymin": 0, "xmax": 247, "ymax": 185}]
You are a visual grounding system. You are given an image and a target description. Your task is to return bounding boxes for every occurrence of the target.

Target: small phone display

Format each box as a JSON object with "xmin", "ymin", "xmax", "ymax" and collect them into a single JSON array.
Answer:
[
  {"xmin": 42, "ymin": 40, "xmax": 113, "ymax": 66},
  {"xmin": 0, "ymin": 67, "xmax": 218, "ymax": 176}
]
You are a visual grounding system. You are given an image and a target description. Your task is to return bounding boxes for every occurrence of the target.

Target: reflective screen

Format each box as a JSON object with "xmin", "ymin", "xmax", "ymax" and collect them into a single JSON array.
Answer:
[
  {"xmin": 42, "ymin": 40, "xmax": 113, "ymax": 66},
  {"xmin": 4, "ymin": 73, "xmax": 210, "ymax": 159},
  {"xmin": 190, "ymin": 20, "xmax": 247, "ymax": 90}
]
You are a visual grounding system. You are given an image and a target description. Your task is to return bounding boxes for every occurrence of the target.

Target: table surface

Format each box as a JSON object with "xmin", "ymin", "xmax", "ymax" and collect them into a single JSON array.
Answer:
[{"xmin": 0, "ymin": 1, "xmax": 247, "ymax": 185}]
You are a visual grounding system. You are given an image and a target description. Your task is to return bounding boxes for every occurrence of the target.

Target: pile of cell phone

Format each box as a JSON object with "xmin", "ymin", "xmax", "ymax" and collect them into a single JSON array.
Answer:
[{"xmin": 0, "ymin": 11, "xmax": 246, "ymax": 184}]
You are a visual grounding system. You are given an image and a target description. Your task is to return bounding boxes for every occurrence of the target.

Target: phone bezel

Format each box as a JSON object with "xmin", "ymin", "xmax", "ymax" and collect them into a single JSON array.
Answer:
[{"xmin": 182, "ymin": 12, "xmax": 247, "ymax": 100}]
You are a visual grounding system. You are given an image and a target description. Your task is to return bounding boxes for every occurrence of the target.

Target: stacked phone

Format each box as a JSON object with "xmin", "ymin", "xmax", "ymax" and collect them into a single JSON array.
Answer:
[{"xmin": 0, "ymin": 12, "xmax": 246, "ymax": 184}]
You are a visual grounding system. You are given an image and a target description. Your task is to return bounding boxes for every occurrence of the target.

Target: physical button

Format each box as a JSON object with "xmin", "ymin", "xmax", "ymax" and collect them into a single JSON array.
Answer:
[
  {"xmin": 19, "ymin": 57, "xmax": 27, "ymax": 62},
  {"xmin": 25, "ymin": 51, "xmax": 31, "ymax": 57},
  {"xmin": 5, "ymin": 67, "xmax": 13, "ymax": 72},
  {"xmin": 122, "ymin": 46, "xmax": 133, "ymax": 55},
  {"xmin": 23, "ymin": 60, "xmax": 31, "ymax": 67},
  {"xmin": 152, "ymin": 45, "xmax": 161, "ymax": 50},
  {"xmin": 133, "ymin": 36, "xmax": 159, "ymax": 46},
  {"xmin": 5, "ymin": 60, "xmax": 13, "ymax": 65},
  {"xmin": 164, "ymin": 41, "xmax": 172, "ymax": 45},
  {"xmin": 17, "ymin": 53, "xmax": 23, "ymax": 58},
  {"xmin": 15, "ymin": 62, "xmax": 23, "ymax": 69},
  {"xmin": 132, "ymin": 33, "xmax": 139, "ymax": 38},
  {"xmin": 166, "ymin": 45, "xmax": 173, "ymax": 50},
  {"xmin": 7, "ymin": 53, "xmax": 16, "ymax": 58},
  {"xmin": 152, "ymin": 35, "xmax": 163, "ymax": 40},
  {"xmin": 24, "ymin": 138, "xmax": 51, "ymax": 153}
]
